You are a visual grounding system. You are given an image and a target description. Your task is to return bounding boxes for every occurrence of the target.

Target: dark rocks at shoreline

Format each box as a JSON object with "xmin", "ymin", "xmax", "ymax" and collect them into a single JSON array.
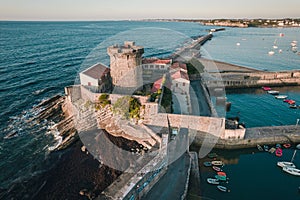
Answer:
[{"xmin": 0, "ymin": 140, "xmax": 122, "ymax": 200}]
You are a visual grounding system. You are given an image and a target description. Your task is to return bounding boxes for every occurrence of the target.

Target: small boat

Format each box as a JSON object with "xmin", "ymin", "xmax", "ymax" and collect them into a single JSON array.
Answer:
[
  {"xmin": 268, "ymin": 90, "xmax": 280, "ymax": 95},
  {"xmin": 290, "ymin": 105, "xmax": 298, "ymax": 109},
  {"xmin": 276, "ymin": 144, "xmax": 282, "ymax": 149},
  {"xmin": 208, "ymin": 152, "xmax": 218, "ymax": 158},
  {"xmin": 275, "ymin": 95, "xmax": 288, "ymax": 99},
  {"xmin": 277, "ymin": 161, "xmax": 296, "ymax": 168},
  {"xmin": 296, "ymin": 144, "xmax": 300, "ymax": 150},
  {"xmin": 212, "ymin": 161, "xmax": 223, "ymax": 166},
  {"xmin": 217, "ymin": 185, "xmax": 228, "ymax": 192},
  {"xmin": 217, "ymin": 172, "xmax": 227, "ymax": 177},
  {"xmin": 283, "ymin": 167, "xmax": 300, "ymax": 176},
  {"xmin": 213, "ymin": 166, "xmax": 222, "ymax": 172},
  {"xmin": 283, "ymin": 143, "xmax": 291, "ymax": 148},
  {"xmin": 279, "ymin": 33, "xmax": 284, "ymax": 37},
  {"xmin": 276, "ymin": 148, "xmax": 283, "ymax": 157},
  {"xmin": 263, "ymin": 145, "xmax": 269, "ymax": 152},
  {"xmin": 257, "ymin": 144, "xmax": 263, "ymax": 151},
  {"xmin": 262, "ymin": 86, "xmax": 271, "ymax": 91},
  {"xmin": 288, "ymin": 100, "xmax": 296, "ymax": 105},
  {"xmin": 273, "ymin": 45, "xmax": 278, "ymax": 49},
  {"xmin": 215, "ymin": 175, "xmax": 227, "ymax": 181},
  {"xmin": 236, "ymin": 43, "xmax": 241, "ymax": 46},
  {"xmin": 269, "ymin": 147, "xmax": 276, "ymax": 154},
  {"xmin": 279, "ymin": 49, "xmax": 283, "ymax": 53},
  {"xmin": 268, "ymin": 51, "xmax": 275, "ymax": 55},
  {"xmin": 207, "ymin": 178, "xmax": 220, "ymax": 185},
  {"xmin": 204, "ymin": 162, "xmax": 212, "ymax": 167},
  {"xmin": 284, "ymin": 99, "xmax": 292, "ymax": 103}
]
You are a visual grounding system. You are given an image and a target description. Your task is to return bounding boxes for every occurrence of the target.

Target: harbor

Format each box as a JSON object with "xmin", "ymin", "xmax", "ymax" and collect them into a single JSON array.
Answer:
[{"xmin": 1, "ymin": 20, "xmax": 299, "ymax": 200}]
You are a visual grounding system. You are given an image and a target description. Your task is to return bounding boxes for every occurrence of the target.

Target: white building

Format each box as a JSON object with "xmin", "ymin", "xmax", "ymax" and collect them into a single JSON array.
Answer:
[{"xmin": 79, "ymin": 63, "xmax": 112, "ymax": 93}]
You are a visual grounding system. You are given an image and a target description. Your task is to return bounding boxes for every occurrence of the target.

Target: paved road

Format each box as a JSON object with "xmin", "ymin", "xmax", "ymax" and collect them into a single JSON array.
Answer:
[
  {"xmin": 190, "ymin": 80, "xmax": 211, "ymax": 116},
  {"xmin": 143, "ymin": 153, "xmax": 190, "ymax": 200}
]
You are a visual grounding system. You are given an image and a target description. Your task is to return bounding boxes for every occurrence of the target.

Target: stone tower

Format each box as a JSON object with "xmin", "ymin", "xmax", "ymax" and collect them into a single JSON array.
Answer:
[{"xmin": 107, "ymin": 41, "xmax": 144, "ymax": 88}]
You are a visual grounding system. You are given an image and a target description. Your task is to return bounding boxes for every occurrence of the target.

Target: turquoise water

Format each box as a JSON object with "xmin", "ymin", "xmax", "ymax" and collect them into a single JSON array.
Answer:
[
  {"xmin": 226, "ymin": 87, "xmax": 300, "ymax": 128},
  {"xmin": 0, "ymin": 21, "xmax": 300, "ymax": 198},
  {"xmin": 200, "ymin": 148, "xmax": 300, "ymax": 200}
]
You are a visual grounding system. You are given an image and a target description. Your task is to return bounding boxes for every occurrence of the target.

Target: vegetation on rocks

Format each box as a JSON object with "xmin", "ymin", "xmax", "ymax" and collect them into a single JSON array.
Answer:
[{"xmin": 112, "ymin": 96, "xmax": 141, "ymax": 119}]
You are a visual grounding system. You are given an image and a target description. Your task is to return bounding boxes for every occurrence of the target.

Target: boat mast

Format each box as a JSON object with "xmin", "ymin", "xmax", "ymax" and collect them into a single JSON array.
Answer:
[{"xmin": 291, "ymin": 150, "xmax": 297, "ymax": 162}]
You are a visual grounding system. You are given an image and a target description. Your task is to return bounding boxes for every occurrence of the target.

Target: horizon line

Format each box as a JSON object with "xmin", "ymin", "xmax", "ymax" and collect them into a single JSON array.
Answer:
[{"xmin": 1, "ymin": 17, "xmax": 300, "ymax": 22}]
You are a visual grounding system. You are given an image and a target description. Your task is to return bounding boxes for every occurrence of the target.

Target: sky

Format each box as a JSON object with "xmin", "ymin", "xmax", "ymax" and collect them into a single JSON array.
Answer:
[{"xmin": 0, "ymin": 0, "xmax": 299, "ymax": 21}]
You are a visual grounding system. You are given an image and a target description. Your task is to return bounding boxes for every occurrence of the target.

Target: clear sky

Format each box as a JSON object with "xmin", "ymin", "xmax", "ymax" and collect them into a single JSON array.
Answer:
[{"xmin": 0, "ymin": 0, "xmax": 299, "ymax": 21}]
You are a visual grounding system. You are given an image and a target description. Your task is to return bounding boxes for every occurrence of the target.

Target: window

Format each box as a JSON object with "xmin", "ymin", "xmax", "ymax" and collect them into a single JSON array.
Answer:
[
  {"xmin": 176, "ymin": 83, "xmax": 178, "ymax": 87},
  {"xmin": 183, "ymin": 83, "xmax": 185, "ymax": 86},
  {"xmin": 88, "ymin": 82, "xmax": 91, "ymax": 86},
  {"xmin": 156, "ymin": 65, "xmax": 159, "ymax": 69},
  {"xmin": 161, "ymin": 66, "xmax": 164, "ymax": 69},
  {"xmin": 127, "ymin": 55, "xmax": 129, "ymax": 60},
  {"xmin": 150, "ymin": 65, "xmax": 154, "ymax": 69}
]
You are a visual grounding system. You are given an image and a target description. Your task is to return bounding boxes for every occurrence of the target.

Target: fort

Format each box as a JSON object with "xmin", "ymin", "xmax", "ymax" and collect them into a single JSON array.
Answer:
[{"xmin": 62, "ymin": 34, "xmax": 300, "ymax": 199}]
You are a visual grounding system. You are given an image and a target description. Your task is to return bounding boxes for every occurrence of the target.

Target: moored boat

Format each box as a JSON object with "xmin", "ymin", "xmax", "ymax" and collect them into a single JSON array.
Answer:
[
  {"xmin": 204, "ymin": 161, "xmax": 212, "ymax": 167},
  {"xmin": 217, "ymin": 172, "xmax": 227, "ymax": 177},
  {"xmin": 296, "ymin": 144, "xmax": 300, "ymax": 150},
  {"xmin": 290, "ymin": 105, "xmax": 298, "ymax": 109},
  {"xmin": 213, "ymin": 166, "xmax": 222, "ymax": 172},
  {"xmin": 283, "ymin": 143, "xmax": 291, "ymax": 148},
  {"xmin": 268, "ymin": 90, "xmax": 279, "ymax": 95},
  {"xmin": 269, "ymin": 147, "xmax": 276, "ymax": 153},
  {"xmin": 288, "ymin": 100, "xmax": 296, "ymax": 105},
  {"xmin": 257, "ymin": 144, "xmax": 263, "ymax": 151},
  {"xmin": 212, "ymin": 161, "xmax": 223, "ymax": 166},
  {"xmin": 275, "ymin": 95, "xmax": 287, "ymax": 99},
  {"xmin": 268, "ymin": 51, "xmax": 275, "ymax": 55},
  {"xmin": 207, "ymin": 178, "xmax": 220, "ymax": 185},
  {"xmin": 263, "ymin": 145, "xmax": 269, "ymax": 152},
  {"xmin": 262, "ymin": 86, "xmax": 271, "ymax": 91},
  {"xmin": 215, "ymin": 175, "xmax": 227, "ymax": 181},
  {"xmin": 276, "ymin": 148, "xmax": 283, "ymax": 157},
  {"xmin": 208, "ymin": 152, "xmax": 218, "ymax": 158},
  {"xmin": 217, "ymin": 185, "xmax": 228, "ymax": 192},
  {"xmin": 283, "ymin": 167, "xmax": 300, "ymax": 176},
  {"xmin": 276, "ymin": 144, "xmax": 282, "ymax": 149},
  {"xmin": 277, "ymin": 161, "xmax": 296, "ymax": 168}
]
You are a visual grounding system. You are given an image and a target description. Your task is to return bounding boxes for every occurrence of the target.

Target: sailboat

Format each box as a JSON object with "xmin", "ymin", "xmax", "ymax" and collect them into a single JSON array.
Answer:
[
  {"xmin": 277, "ymin": 149, "xmax": 297, "ymax": 168},
  {"xmin": 273, "ymin": 39, "xmax": 278, "ymax": 49}
]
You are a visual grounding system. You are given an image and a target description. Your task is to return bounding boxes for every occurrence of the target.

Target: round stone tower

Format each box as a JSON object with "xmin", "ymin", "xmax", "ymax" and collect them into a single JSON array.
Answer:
[{"xmin": 107, "ymin": 41, "xmax": 144, "ymax": 88}]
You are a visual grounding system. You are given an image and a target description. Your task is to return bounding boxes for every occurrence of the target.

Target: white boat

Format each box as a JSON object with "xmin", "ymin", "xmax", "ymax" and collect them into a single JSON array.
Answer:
[
  {"xmin": 283, "ymin": 167, "xmax": 300, "ymax": 176},
  {"xmin": 217, "ymin": 185, "xmax": 228, "ymax": 192},
  {"xmin": 257, "ymin": 144, "xmax": 263, "ymax": 151},
  {"xmin": 269, "ymin": 147, "xmax": 276, "ymax": 153},
  {"xmin": 268, "ymin": 90, "xmax": 280, "ymax": 95},
  {"xmin": 273, "ymin": 45, "xmax": 278, "ymax": 49},
  {"xmin": 236, "ymin": 43, "xmax": 241, "ymax": 46},
  {"xmin": 212, "ymin": 161, "xmax": 223, "ymax": 166},
  {"xmin": 279, "ymin": 49, "xmax": 283, "ymax": 53},
  {"xmin": 277, "ymin": 161, "xmax": 296, "ymax": 168},
  {"xmin": 275, "ymin": 95, "xmax": 288, "ymax": 99},
  {"xmin": 296, "ymin": 144, "xmax": 300, "ymax": 150},
  {"xmin": 207, "ymin": 178, "xmax": 220, "ymax": 185},
  {"xmin": 268, "ymin": 51, "xmax": 275, "ymax": 55}
]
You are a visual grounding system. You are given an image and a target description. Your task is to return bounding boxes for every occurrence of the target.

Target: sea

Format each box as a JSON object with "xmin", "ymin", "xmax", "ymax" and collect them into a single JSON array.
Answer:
[{"xmin": 0, "ymin": 21, "xmax": 300, "ymax": 199}]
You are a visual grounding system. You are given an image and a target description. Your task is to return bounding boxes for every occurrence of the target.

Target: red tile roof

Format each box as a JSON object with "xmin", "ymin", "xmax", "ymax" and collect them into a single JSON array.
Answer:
[
  {"xmin": 142, "ymin": 58, "xmax": 172, "ymax": 65},
  {"xmin": 171, "ymin": 70, "xmax": 189, "ymax": 81},
  {"xmin": 82, "ymin": 63, "xmax": 110, "ymax": 79},
  {"xmin": 171, "ymin": 62, "xmax": 187, "ymax": 71}
]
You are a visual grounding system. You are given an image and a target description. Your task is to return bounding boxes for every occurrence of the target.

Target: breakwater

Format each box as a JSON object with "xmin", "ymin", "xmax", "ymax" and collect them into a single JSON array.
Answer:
[{"xmin": 192, "ymin": 125, "xmax": 300, "ymax": 150}]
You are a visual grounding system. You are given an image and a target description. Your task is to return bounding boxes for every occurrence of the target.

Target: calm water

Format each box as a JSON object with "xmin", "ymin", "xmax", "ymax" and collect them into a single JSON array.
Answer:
[
  {"xmin": 0, "ymin": 21, "xmax": 300, "ymax": 197},
  {"xmin": 200, "ymin": 148, "xmax": 300, "ymax": 200}
]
